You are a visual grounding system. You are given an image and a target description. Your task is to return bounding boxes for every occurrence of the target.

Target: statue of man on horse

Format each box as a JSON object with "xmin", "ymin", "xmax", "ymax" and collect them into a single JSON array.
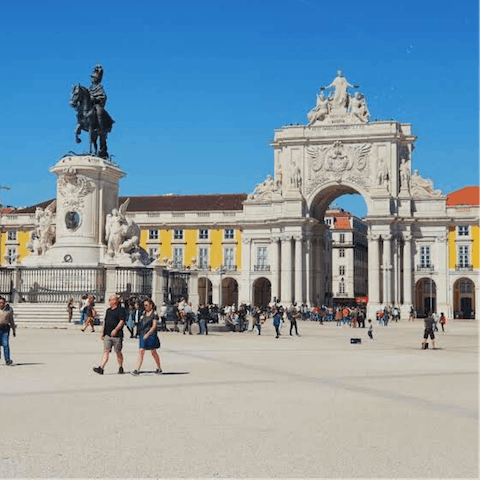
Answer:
[{"xmin": 70, "ymin": 64, "xmax": 114, "ymax": 159}]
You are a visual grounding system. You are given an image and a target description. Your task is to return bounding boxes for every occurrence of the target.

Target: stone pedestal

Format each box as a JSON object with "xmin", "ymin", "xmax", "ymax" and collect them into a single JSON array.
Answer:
[{"xmin": 24, "ymin": 155, "xmax": 125, "ymax": 266}]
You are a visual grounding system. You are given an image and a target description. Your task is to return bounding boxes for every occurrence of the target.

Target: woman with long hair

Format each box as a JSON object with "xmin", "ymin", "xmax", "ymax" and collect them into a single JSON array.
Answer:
[{"xmin": 131, "ymin": 299, "xmax": 162, "ymax": 376}]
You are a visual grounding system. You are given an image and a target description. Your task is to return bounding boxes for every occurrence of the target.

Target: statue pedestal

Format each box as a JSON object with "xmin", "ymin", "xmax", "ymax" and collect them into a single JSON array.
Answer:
[{"xmin": 26, "ymin": 155, "xmax": 125, "ymax": 266}]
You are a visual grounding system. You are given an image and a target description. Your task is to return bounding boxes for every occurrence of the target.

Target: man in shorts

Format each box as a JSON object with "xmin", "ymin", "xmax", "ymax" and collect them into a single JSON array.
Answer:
[
  {"xmin": 93, "ymin": 295, "xmax": 126, "ymax": 374},
  {"xmin": 421, "ymin": 314, "xmax": 436, "ymax": 350}
]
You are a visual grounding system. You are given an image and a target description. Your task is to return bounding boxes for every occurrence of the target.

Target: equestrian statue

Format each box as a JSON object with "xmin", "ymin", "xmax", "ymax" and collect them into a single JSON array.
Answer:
[{"xmin": 70, "ymin": 64, "xmax": 114, "ymax": 159}]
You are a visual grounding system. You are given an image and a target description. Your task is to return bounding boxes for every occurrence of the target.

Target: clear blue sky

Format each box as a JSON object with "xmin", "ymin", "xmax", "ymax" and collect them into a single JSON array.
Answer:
[{"xmin": 1, "ymin": 0, "xmax": 478, "ymax": 217}]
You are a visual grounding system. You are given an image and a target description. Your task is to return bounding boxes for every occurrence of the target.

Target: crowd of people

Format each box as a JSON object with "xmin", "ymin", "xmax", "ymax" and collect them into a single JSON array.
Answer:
[{"xmin": 0, "ymin": 293, "xmax": 452, "ymax": 369}]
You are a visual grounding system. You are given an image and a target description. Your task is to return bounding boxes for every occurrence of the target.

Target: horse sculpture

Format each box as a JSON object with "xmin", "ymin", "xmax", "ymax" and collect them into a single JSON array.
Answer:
[{"xmin": 70, "ymin": 84, "xmax": 114, "ymax": 157}]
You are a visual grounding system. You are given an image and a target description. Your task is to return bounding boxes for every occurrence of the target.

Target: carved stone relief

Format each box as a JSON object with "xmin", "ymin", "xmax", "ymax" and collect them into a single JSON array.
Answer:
[
  {"xmin": 305, "ymin": 141, "xmax": 371, "ymax": 195},
  {"xmin": 57, "ymin": 167, "xmax": 95, "ymax": 212}
]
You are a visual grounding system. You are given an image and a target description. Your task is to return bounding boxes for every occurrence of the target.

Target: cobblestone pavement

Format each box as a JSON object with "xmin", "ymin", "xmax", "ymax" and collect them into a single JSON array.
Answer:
[{"xmin": 0, "ymin": 320, "xmax": 478, "ymax": 478}]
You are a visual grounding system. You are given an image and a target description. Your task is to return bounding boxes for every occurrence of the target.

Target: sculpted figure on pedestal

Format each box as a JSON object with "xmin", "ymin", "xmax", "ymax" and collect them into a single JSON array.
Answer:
[
  {"xmin": 70, "ymin": 64, "xmax": 115, "ymax": 158},
  {"xmin": 350, "ymin": 92, "xmax": 370, "ymax": 123},
  {"xmin": 308, "ymin": 93, "xmax": 330, "ymax": 124},
  {"xmin": 399, "ymin": 158, "xmax": 411, "ymax": 191},
  {"xmin": 248, "ymin": 174, "xmax": 279, "ymax": 201},
  {"xmin": 105, "ymin": 198, "xmax": 141, "ymax": 258},
  {"xmin": 321, "ymin": 70, "xmax": 357, "ymax": 110},
  {"xmin": 377, "ymin": 159, "xmax": 389, "ymax": 188},
  {"xmin": 410, "ymin": 170, "xmax": 442, "ymax": 197},
  {"xmin": 27, "ymin": 200, "xmax": 57, "ymax": 256}
]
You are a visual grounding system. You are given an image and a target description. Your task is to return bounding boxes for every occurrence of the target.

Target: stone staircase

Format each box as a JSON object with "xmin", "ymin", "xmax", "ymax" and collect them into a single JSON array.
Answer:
[{"xmin": 12, "ymin": 303, "xmax": 106, "ymax": 329}]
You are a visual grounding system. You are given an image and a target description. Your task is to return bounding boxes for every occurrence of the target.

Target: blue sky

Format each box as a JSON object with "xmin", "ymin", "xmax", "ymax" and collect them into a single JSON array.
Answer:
[{"xmin": 0, "ymin": 0, "xmax": 478, "ymax": 217}]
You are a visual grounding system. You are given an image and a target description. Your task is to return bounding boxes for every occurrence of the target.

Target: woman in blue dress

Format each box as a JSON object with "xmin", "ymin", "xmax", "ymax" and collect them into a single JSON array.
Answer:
[{"xmin": 131, "ymin": 299, "xmax": 162, "ymax": 376}]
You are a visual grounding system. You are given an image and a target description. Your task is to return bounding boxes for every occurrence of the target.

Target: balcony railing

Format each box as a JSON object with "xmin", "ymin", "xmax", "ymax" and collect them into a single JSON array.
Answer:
[
  {"xmin": 335, "ymin": 292, "xmax": 351, "ymax": 298},
  {"xmin": 416, "ymin": 265, "xmax": 435, "ymax": 272},
  {"xmin": 455, "ymin": 265, "xmax": 473, "ymax": 271},
  {"xmin": 254, "ymin": 265, "xmax": 270, "ymax": 272},
  {"xmin": 222, "ymin": 265, "xmax": 237, "ymax": 271},
  {"xmin": 197, "ymin": 265, "xmax": 211, "ymax": 271}
]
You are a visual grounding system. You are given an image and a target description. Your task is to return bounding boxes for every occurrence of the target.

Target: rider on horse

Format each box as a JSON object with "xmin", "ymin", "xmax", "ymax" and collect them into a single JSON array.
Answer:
[{"xmin": 89, "ymin": 64, "xmax": 109, "ymax": 158}]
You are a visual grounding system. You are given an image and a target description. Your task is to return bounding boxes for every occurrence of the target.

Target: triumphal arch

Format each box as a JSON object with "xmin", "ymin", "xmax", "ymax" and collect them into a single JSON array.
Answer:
[{"xmin": 241, "ymin": 71, "xmax": 448, "ymax": 318}]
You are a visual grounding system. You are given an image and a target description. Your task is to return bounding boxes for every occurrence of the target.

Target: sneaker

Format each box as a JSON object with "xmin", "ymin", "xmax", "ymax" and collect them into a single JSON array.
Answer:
[
  {"xmin": 6, "ymin": 359, "xmax": 13, "ymax": 366},
  {"xmin": 93, "ymin": 366, "xmax": 104, "ymax": 375},
  {"xmin": 131, "ymin": 370, "xmax": 139, "ymax": 376},
  {"xmin": 118, "ymin": 366, "xmax": 124, "ymax": 374},
  {"xmin": 156, "ymin": 369, "xmax": 163, "ymax": 375}
]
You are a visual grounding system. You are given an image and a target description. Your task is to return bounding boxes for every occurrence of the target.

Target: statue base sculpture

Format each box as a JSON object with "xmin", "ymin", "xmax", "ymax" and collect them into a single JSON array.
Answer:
[{"xmin": 23, "ymin": 155, "xmax": 125, "ymax": 267}]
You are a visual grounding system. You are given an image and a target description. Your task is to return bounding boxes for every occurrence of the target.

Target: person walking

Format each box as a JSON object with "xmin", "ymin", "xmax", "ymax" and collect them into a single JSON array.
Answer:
[
  {"xmin": 93, "ymin": 295, "xmax": 126, "ymax": 375},
  {"xmin": 253, "ymin": 307, "xmax": 262, "ymax": 335},
  {"xmin": 131, "ymin": 299, "xmax": 162, "ymax": 376},
  {"xmin": 335, "ymin": 307, "xmax": 342, "ymax": 327},
  {"xmin": 159, "ymin": 302, "xmax": 168, "ymax": 332},
  {"xmin": 439, "ymin": 312, "xmax": 446, "ymax": 332},
  {"xmin": 67, "ymin": 298, "xmax": 75, "ymax": 323},
  {"xmin": 408, "ymin": 306, "xmax": 415, "ymax": 321},
  {"xmin": 126, "ymin": 302, "xmax": 136, "ymax": 338},
  {"xmin": 0, "ymin": 297, "xmax": 16, "ymax": 365},
  {"xmin": 289, "ymin": 307, "xmax": 300, "ymax": 336},
  {"xmin": 421, "ymin": 314, "xmax": 436, "ymax": 350},
  {"xmin": 367, "ymin": 319, "xmax": 374, "ymax": 340},
  {"xmin": 79, "ymin": 294, "xmax": 88, "ymax": 325},
  {"xmin": 273, "ymin": 311, "xmax": 281, "ymax": 339},
  {"xmin": 81, "ymin": 295, "xmax": 96, "ymax": 332}
]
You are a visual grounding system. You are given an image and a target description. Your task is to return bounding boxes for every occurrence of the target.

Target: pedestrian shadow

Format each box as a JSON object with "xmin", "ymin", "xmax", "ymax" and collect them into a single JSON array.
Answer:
[
  {"xmin": 8, "ymin": 363, "xmax": 45, "ymax": 366},
  {"xmin": 151, "ymin": 371, "xmax": 190, "ymax": 375}
]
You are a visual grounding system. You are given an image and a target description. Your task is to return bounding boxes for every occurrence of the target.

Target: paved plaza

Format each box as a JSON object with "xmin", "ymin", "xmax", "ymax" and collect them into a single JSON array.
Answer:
[{"xmin": 0, "ymin": 320, "xmax": 478, "ymax": 478}]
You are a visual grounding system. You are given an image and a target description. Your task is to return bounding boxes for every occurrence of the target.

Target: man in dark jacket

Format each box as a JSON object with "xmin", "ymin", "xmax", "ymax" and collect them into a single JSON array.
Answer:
[{"xmin": 0, "ymin": 297, "xmax": 16, "ymax": 365}]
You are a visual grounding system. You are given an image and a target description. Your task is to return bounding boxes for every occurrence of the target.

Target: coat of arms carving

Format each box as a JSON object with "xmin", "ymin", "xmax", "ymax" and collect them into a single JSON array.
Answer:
[{"xmin": 58, "ymin": 167, "xmax": 95, "ymax": 211}]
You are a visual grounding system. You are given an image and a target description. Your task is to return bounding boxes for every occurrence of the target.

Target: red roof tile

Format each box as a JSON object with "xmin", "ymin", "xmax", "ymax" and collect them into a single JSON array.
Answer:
[{"xmin": 447, "ymin": 186, "xmax": 480, "ymax": 207}]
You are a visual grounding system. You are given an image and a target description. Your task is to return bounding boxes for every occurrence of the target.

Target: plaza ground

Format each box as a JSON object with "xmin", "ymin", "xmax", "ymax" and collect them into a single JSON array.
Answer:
[{"xmin": 0, "ymin": 320, "xmax": 478, "ymax": 478}]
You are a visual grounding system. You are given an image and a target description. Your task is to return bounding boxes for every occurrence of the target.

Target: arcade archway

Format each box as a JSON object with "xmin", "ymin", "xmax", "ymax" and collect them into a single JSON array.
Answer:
[
  {"xmin": 221, "ymin": 277, "xmax": 238, "ymax": 307},
  {"xmin": 415, "ymin": 278, "xmax": 437, "ymax": 316},
  {"xmin": 198, "ymin": 277, "xmax": 213, "ymax": 305},
  {"xmin": 253, "ymin": 277, "xmax": 271, "ymax": 307},
  {"xmin": 453, "ymin": 278, "xmax": 475, "ymax": 319}
]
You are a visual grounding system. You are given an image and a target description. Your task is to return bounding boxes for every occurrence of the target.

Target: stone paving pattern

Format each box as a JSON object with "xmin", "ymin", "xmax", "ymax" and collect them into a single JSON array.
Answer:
[{"xmin": 0, "ymin": 320, "xmax": 478, "ymax": 478}]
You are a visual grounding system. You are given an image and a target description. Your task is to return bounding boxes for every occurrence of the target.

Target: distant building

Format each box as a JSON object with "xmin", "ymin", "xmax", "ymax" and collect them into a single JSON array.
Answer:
[{"xmin": 325, "ymin": 207, "xmax": 368, "ymax": 304}]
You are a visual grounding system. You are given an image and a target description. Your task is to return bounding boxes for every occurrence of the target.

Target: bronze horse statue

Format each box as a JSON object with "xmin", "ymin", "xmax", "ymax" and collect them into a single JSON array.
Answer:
[{"xmin": 70, "ymin": 84, "xmax": 114, "ymax": 157}]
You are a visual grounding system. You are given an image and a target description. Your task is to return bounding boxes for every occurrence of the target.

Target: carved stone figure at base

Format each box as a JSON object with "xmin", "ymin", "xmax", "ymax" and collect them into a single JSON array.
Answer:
[
  {"xmin": 26, "ymin": 200, "xmax": 57, "ymax": 256},
  {"xmin": 105, "ymin": 198, "xmax": 140, "ymax": 259}
]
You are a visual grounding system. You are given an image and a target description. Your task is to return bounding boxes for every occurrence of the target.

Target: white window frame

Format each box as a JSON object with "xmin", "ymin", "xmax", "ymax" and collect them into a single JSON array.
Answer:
[
  {"xmin": 7, "ymin": 231, "xmax": 17, "ymax": 241},
  {"xmin": 257, "ymin": 246, "xmax": 268, "ymax": 266},
  {"xmin": 458, "ymin": 225, "xmax": 469, "ymax": 237},
  {"xmin": 148, "ymin": 247, "xmax": 158, "ymax": 260},
  {"xmin": 6, "ymin": 247, "xmax": 17, "ymax": 265},
  {"xmin": 420, "ymin": 246, "xmax": 431, "ymax": 268},
  {"xmin": 339, "ymin": 248, "xmax": 345, "ymax": 258},
  {"xmin": 458, "ymin": 245, "xmax": 470, "ymax": 267},
  {"xmin": 339, "ymin": 265, "xmax": 345, "ymax": 275},
  {"xmin": 198, "ymin": 247, "xmax": 209, "ymax": 268},
  {"xmin": 173, "ymin": 247, "xmax": 184, "ymax": 267},
  {"xmin": 174, "ymin": 229, "xmax": 184, "ymax": 240},
  {"xmin": 224, "ymin": 247, "xmax": 235, "ymax": 268},
  {"xmin": 224, "ymin": 229, "xmax": 234, "ymax": 240},
  {"xmin": 199, "ymin": 229, "xmax": 209, "ymax": 240}
]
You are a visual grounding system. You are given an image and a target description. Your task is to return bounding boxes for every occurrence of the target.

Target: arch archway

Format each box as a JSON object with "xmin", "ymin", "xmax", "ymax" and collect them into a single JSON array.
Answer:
[
  {"xmin": 415, "ymin": 278, "xmax": 437, "ymax": 316},
  {"xmin": 222, "ymin": 277, "xmax": 238, "ymax": 307},
  {"xmin": 198, "ymin": 277, "xmax": 213, "ymax": 305},
  {"xmin": 453, "ymin": 278, "xmax": 475, "ymax": 319},
  {"xmin": 253, "ymin": 277, "xmax": 271, "ymax": 307}
]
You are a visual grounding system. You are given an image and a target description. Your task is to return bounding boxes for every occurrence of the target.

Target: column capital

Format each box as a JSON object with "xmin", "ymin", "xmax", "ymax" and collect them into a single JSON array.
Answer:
[
  {"xmin": 367, "ymin": 233, "xmax": 380, "ymax": 242},
  {"xmin": 403, "ymin": 232, "xmax": 413, "ymax": 242},
  {"xmin": 281, "ymin": 236, "xmax": 291, "ymax": 244},
  {"xmin": 382, "ymin": 234, "xmax": 392, "ymax": 241},
  {"xmin": 271, "ymin": 235, "xmax": 282, "ymax": 243},
  {"xmin": 241, "ymin": 238, "xmax": 252, "ymax": 246},
  {"xmin": 293, "ymin": 235, "xmax": 304, "ymax": 243}
]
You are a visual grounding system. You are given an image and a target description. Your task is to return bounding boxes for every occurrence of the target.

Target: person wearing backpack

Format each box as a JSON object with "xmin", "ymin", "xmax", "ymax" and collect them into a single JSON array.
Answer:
[{"xmin": 273, "ymin": 311, "xmax": 282, "ymax": 339}]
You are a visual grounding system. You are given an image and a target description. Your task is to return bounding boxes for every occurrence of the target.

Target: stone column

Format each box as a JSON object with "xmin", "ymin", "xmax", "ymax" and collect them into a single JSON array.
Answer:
[
  {"xmin": 281, "ymin": 237, "xmax": 293, "ymax": 305},
  {"xmin": 105, "ymin": 264, "xmax": 117, "ymax": 301},
  {"xmin": 240, "ymin": 238, "xmax": 252, "ymax": 305},
  {"xmin": 271, "ymin": 236, "xmax": 281, "ymax": 303},
  {"xmin": 315, "ymin": 238, "xmax": 324, "ymax": 305},
  {"xmin": 188, "ymin": 269, "xmax": 200, "ymax": 310},
  {"xmin": 294, "ymin": 236, "xmax": 303, "ymax": 304},
  {"xmin": 436, "ymin": 234, "xmax": 449, "ymax": 315},
  {"xmin": 305, "ymin": 238, "xmax": 313, "ymax": 306},
  {"xmin": 367, "ymin": 233, "xmax": 380, "ymax": 304},
  {"xmin": 403, "ymin": 232, "xmax": 413, "ymax": 306},
  {"xmin": 382, "ymin": 234, "xmax": 392, "ymax": 305},
  {"xmin": 151, "ymin": 264, "xmax": 166, "ymax": 308}
]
